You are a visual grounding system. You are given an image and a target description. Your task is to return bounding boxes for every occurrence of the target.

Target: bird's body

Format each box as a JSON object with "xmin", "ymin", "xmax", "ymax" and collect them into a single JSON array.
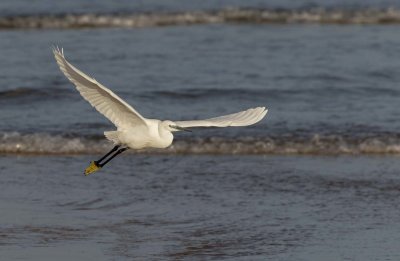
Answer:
[
  {"xmin": 105, "ymin": 119, "xmax": 173, "ymax": 149},
  {"xmin": 53, "ymin": 47, "xmax": 268, "ymax": 174}
]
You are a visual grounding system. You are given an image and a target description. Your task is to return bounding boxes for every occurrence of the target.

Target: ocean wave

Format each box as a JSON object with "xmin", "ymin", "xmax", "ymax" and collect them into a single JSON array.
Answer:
[
  {"xmin": 145, "ymin": 88, "xmax": 262, "ymax": 100},
  {"xmin": 2, "ymin": 8, "xmax": 400, "ymax": 29},
  {"xmin": 0, "ymin": 87, "xmax": 73, "ymax": 101},
  {"xmin": 2, "ymin": 131, "xmax": 400, "ymax": 155},
  {"xmin": 2, "ymin": 85, "xmax": 398, "ymax": 104},
  {"xmin": 144, "ymin": 85, "xmax": 400, "ymax": 101}
]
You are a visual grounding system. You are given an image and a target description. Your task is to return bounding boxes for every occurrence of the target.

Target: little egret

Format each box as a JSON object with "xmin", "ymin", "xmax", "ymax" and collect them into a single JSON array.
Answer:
[{"xmin": 53, "ymin": 47, "xmax": 268, "ymax": 175}]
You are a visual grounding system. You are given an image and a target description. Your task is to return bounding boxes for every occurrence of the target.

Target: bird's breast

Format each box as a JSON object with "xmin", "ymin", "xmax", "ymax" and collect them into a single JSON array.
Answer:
[
  {"xmin": 149, "ymin": 131, "xmax": 174, "ymax": 149},
  {"xmin": 119, "ymin": 128, "xmax": 173, "ymax": 150}
]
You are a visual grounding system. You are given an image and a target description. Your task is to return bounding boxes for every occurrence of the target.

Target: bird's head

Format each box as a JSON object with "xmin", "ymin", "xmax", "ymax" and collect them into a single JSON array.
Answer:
[{"xmin": 161, "ymin": 120, "xmax": 192, "ymax": 132}]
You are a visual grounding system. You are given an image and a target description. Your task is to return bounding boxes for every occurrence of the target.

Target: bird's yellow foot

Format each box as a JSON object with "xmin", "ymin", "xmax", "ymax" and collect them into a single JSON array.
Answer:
[{"xmin": 84, "ymin": 161, "xmax": 101, "ymax": 176}]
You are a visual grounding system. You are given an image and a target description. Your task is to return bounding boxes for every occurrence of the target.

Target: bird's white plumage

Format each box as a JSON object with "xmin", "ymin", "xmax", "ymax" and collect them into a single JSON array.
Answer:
[
  {"xmin": 175, "ymin": 107, "xmax": 267, "ymax": 128},
  {"xmin": 53, "ymin": 47, "xmax": 147, "ymax": 129},
  {"xmin": 53, "ymin": 47, "xmax": 268, "ymax": 150}
]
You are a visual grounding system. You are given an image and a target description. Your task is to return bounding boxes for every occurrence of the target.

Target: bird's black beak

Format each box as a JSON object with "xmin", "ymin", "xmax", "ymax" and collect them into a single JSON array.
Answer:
[{"xmin": 170, "ymin": 125, "xmax": 192, "ymax": 132}]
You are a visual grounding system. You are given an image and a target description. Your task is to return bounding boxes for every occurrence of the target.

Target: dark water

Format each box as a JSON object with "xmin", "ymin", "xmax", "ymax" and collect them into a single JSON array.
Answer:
[
  {"xmin": 2, "ymin": 155, "xmax": 400, "ymax": 260},
  {"xmin": 1, "ymin": 0, "xmax": 400, "ymax": 16},
  {"xmin": 1, "ymin": 0, "xmax": 400, "ymax": 260}
]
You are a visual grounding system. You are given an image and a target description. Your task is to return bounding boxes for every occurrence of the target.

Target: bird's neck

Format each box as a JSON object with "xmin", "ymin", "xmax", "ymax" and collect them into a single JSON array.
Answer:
[{"xmin": 158, "ymin": 124, "xmax": 174, "ymax": 148}]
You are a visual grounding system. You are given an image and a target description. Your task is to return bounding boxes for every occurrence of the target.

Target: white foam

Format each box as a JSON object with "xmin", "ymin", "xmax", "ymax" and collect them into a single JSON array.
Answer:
[
  {"xmin": 2, "ymin": 8, "xmax": 400, "ymax": 29},
  {"xmin": 2, "ymin": 132, "xmax": 400, "ymax": 155}
]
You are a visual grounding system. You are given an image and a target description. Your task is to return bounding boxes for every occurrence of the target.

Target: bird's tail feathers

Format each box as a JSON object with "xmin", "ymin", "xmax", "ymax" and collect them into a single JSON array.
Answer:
[{"xmin": 104, "ymin": 131, "xmax": 121, "ymax": 145}]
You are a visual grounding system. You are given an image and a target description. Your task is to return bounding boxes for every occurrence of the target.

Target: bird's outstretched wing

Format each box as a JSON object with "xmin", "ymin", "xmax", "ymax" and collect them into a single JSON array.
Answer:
[
  {"xmin": 174, "ymin": 107, "xmax": 267, "ymax": 128},
  {"xmin": 53, "ymin": 47, "xmax": 148, "ymax": 129}
]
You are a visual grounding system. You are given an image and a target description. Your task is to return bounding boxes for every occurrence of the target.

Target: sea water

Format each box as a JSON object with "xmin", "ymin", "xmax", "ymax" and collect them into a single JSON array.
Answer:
[{"xmin": 1, "ymin": 1, "xmax": 400, "ymax": 260}]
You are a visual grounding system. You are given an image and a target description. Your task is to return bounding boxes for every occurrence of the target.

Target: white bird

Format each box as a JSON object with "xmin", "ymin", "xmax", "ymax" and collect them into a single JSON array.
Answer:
[{"xmin": 53, "ymin": 47, "xmax": 268, "ymax": 175}]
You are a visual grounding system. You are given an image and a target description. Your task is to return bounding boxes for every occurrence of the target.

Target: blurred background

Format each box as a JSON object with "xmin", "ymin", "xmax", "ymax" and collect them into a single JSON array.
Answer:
[{"xmin": 1, "ymin": 1, "xmax": 400, "ymax": 260}]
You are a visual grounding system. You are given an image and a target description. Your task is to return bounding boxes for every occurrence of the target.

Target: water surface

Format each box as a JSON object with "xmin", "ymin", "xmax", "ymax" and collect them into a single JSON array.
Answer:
[
  {"xmin": 1, "ymin": 1, "xmax": 400, "ymax": 260},
  {"xmin": 2, "ymin": 155, "xmax": 400, "ymax": 260}
]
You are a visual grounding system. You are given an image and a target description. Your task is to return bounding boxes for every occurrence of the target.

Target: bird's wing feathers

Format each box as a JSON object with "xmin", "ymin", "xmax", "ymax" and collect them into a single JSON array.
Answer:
[
  {"xmin": 175, "ymin": 107, "xmax": 267, "ymax": 128},
  {"xmin": 53, "ymin": 47, "xmax": 147, "ymax": 129}
]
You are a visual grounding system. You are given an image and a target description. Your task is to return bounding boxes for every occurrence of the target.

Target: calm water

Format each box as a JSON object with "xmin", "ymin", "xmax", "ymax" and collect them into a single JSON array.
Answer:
[
  {"xmin": 2, "ymin": 155, "xmax": 400, "ymax": 260},
  {"xmin": 1, "ymin": 0, "xmax": 400, "ymax": 260}
]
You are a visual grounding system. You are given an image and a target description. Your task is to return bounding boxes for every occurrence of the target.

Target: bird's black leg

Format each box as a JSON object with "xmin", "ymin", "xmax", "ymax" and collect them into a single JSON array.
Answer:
[
  {"xmin": 98, "ymin": 147, "xmax": 128, "ymax": 168},
  {"xmin": 95, "ymin": 145, "xmax": 120, "ymax": 165}
]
